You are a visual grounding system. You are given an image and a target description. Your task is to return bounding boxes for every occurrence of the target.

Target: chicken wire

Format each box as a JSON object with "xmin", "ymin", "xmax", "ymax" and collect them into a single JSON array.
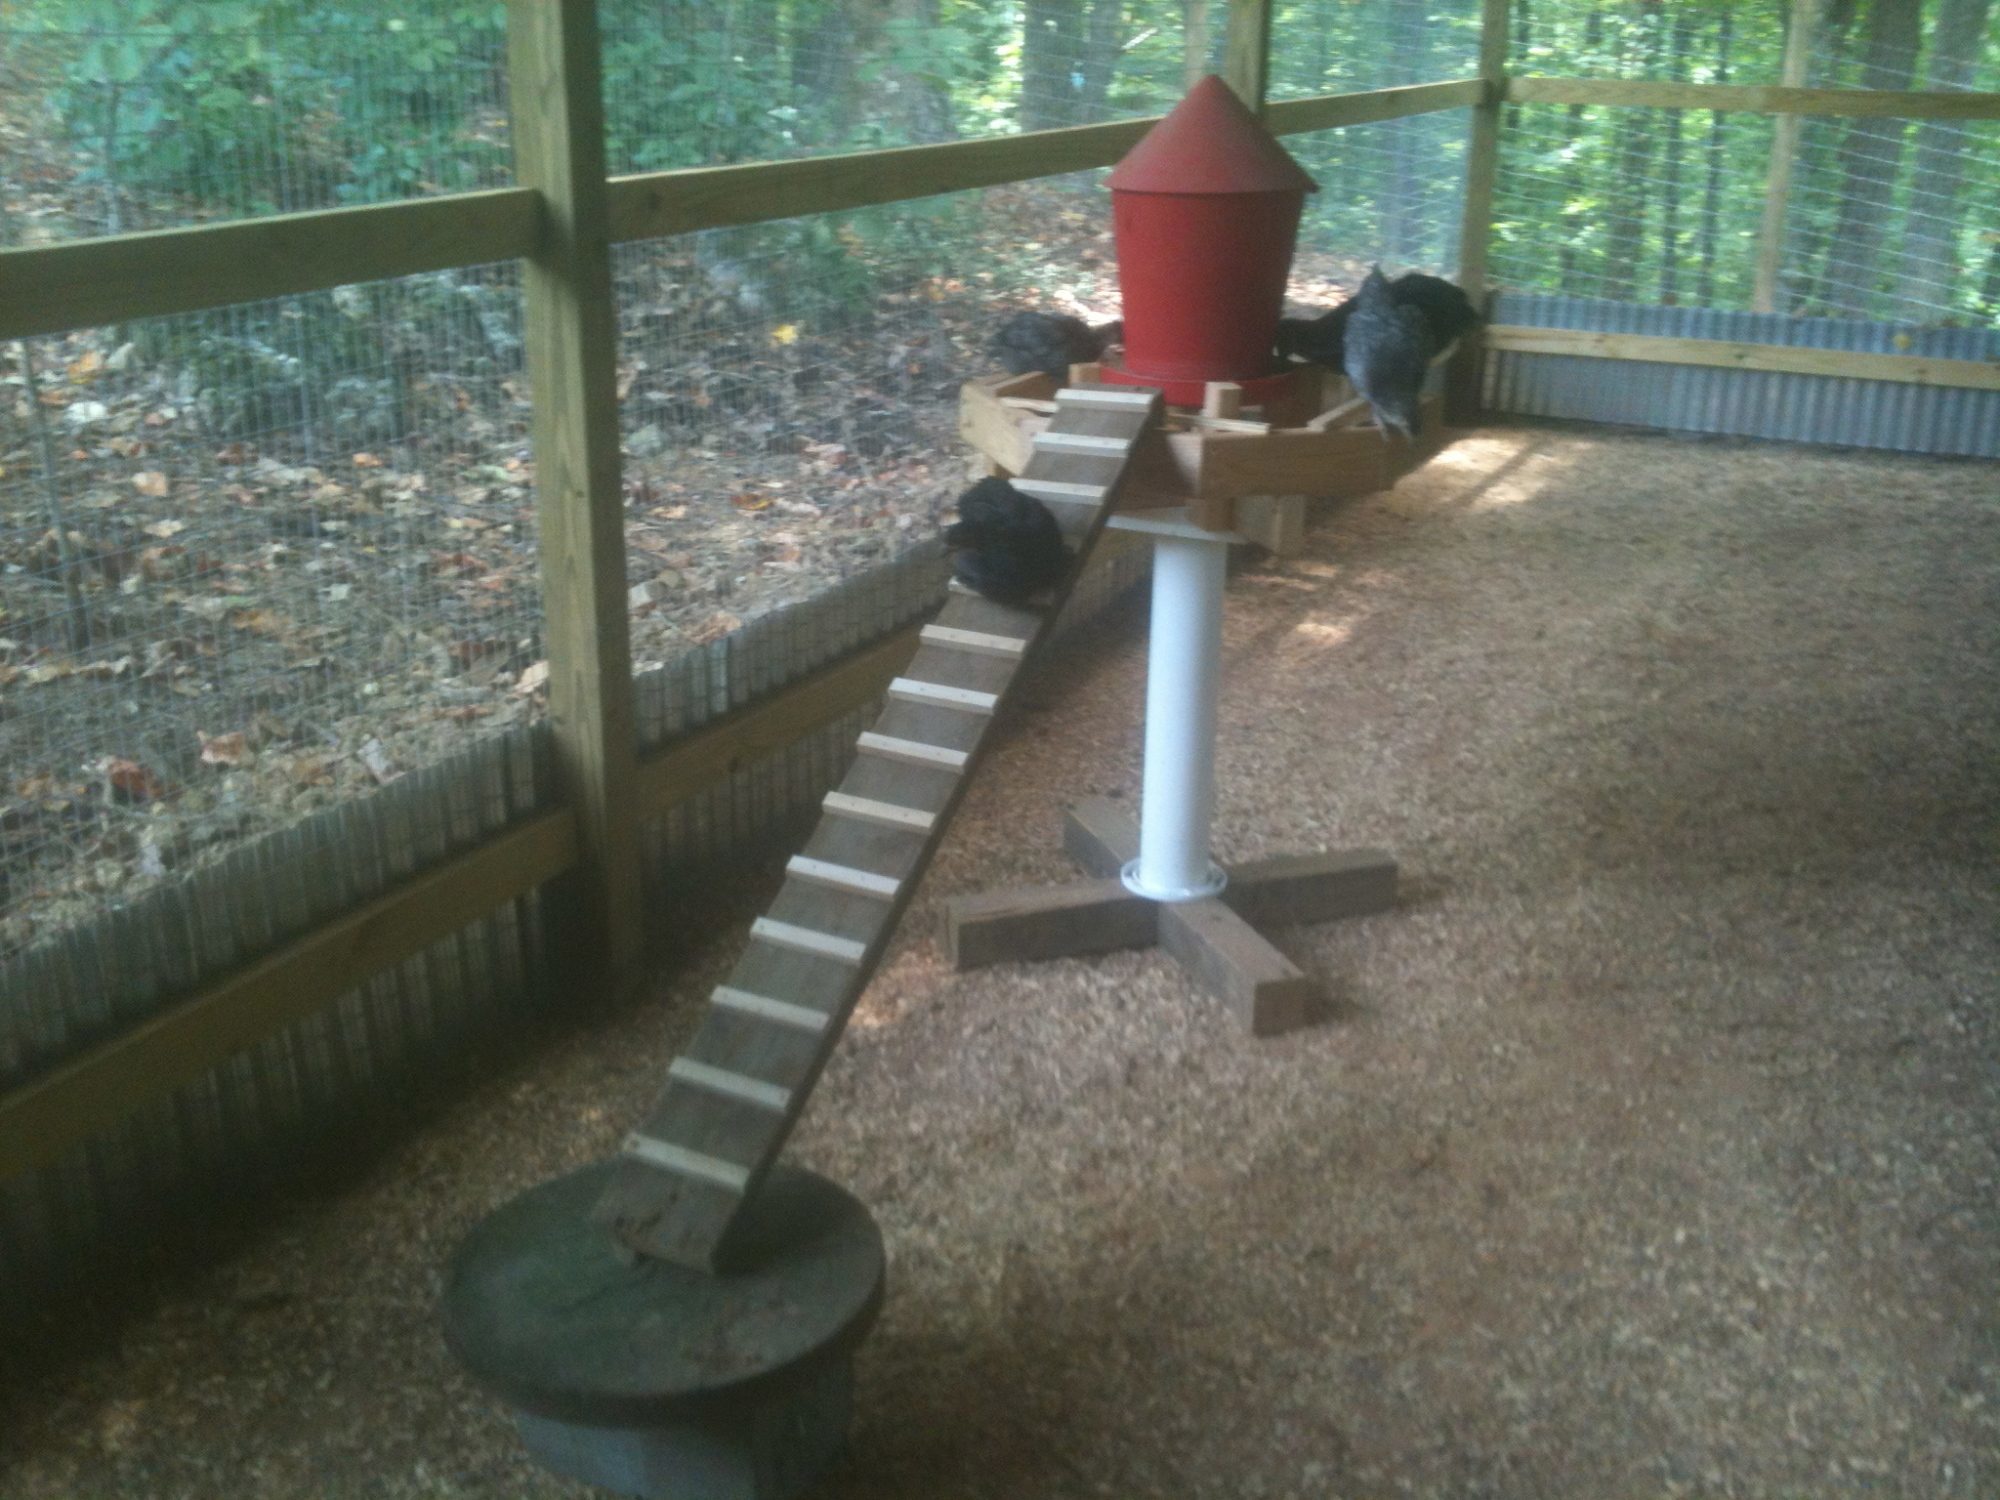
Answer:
[
  {"xmin": 1288, "ymin": 110, "xmax": 1472, "ymax": 285},
  {"xmin": 0, "ymin": 13, "xmax": 511, "ymax": 243},
  {"xmin": 1493, "ymin": 3, "xmax": 2000, "ymax": 326},
  {"xmin": 596, "ymin": 0, "xmax": 1196, "ymax": 176},
  {"xmin": 0, "ymin": 262, "xmax": 537, "ymax": 958},
  {"xmin": 1268, "ymin": 0, "xmax": 1483, "ymax": 100}
]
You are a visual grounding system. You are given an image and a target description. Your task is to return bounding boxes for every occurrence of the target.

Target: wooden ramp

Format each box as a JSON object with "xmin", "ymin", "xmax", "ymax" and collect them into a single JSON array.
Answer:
[{"xmin": 595, "ymin": 384, "xmax": 1164, "ymax": 1270}]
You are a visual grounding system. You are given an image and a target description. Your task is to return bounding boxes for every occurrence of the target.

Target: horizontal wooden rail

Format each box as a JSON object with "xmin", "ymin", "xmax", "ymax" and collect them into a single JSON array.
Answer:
[
  {"xmin": 606, "ymin": 79, "xmax": 1481, "ymax": 242},
  {"xmin": 0, "ymin": 807, "xmax": 579, "ymax": 1181},
  {"xmin": 0, "ymin": 188, "xmax": 543, "ymax": 341},
  {"xmin": 1484, "ymin": 325, "xmax": 2000, "ymax": 391},
  {"xmin": 1264, "ymin": 78, "xmax": 1485, "ymax": 133},
  {"xmin": 1504, "ymin": 76, "xmax": 2000, "ymax": 120}
]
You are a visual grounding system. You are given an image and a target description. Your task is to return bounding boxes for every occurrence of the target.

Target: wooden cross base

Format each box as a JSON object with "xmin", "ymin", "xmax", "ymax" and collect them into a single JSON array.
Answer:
[{"xmin": 944, "ymin": 797, "xmax": 1396, "ymax": 1036}]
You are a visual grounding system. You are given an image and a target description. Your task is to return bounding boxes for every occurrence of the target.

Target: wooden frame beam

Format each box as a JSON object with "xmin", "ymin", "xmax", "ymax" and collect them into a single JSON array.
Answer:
[
  {"xmin": 1450, "ymin": 0, "xmax": 1510, "ymax": 423},
  {"xmin": 1223, "ymin": 0, "xmax": 1275, "ymax": 115},
  {"xmin": 0, "ymin": 189, "xmax": 540, "ymax": 341},
  {"xmin": 508, "ymin": 0, "xmax": 645, "ymax": 991},
  {"xmin": 1753, "ymin": 0, "xmax": 1820, "ymax": 313},
  {"xmin": 1483, "ymin": 325, "xmax": 2000, "ymax": 391},
  {"xmin": 1503, "ymin": 76, "xmax": 2000, "ymax": 119}
]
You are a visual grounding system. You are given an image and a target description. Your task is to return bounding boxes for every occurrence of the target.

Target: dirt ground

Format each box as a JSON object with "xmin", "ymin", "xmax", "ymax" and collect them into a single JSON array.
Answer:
[{"xmin": 1, "ymin": 423, "xmax": 1995, "ymax": 1498}]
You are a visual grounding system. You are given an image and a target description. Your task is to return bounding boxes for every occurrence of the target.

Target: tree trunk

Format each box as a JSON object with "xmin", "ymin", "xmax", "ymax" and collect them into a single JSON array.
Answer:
[
  {"xmin": 887, "ymin": 0, "xmax": 960, "ymax": 141},
  {"xmin": 1380, "ymin": 1, "xmax": 1432, "ymax": 261},
  {"xmin": 1658, "ymin": 8, "xmax": 1693, "ymax": 303},
  {"xmin": 1815, "ymin": 0, "xmax": 1922, "ymax": 315},
  {"xmin": 1021, "ymin": 0, "xmax": 1084, "ymax": 129},
  {"xmin": 1506, "ymin": 0, "xmax": 1533, "ymax": 132},
  {"xmin": 1696, "ymin": 7, "xmax": 1732, "ymax": 306},
  {"xmin": 1075, "ymin": 0, "xmax": 1124, "ymax": 123},
  {"xmin": 1184, "ymin": 0, "xmax": 1211, "ymax": 91},
  {"xmin": 1598, "ymin": 1, "xmax": 1661, "ymax": 303},
  {"xmin": 1557, "ymin": 9, "xmax": 1605, "ymax": 289},
  {"xmin": 791, "ymin": 1, "xmax": 860, "ymax": 146},
  {"xmin": 1892, "ymin": 0, "xmax": 1992, "ymax": 319}
]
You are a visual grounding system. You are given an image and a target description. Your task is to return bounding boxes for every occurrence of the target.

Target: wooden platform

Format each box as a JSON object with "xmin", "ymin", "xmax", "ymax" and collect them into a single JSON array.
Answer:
[
  {"xmin": 945, "ymin": 798, "xmax": 1396, "ymax": 1037},
  {"xmin": 959, "ymin": 352, "xmax": 1455, "ymax": 543},
  {"xmin": 594, "ymin": 384, "xmax": 1163, "ymax": 1272}
]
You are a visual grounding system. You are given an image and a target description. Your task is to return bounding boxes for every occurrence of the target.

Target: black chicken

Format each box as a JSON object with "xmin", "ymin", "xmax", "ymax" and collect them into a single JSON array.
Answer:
[
  {"xmin": 942, "ymin": 477, "xmax": 1071, "ymax": 604},
  {"xmin": 1387, "ymin": 272, "xmax": 1480, "ymax": 349},
  {"xmin": 1342, "ymin": 265, "xmax": 1435, "ymax": 443},
  {"xmin": 989, "ymin": 311, "xmax": 1123, "ymax": 381},
  {"xmin": 1276, "ymin": 270, "xmax": 1479, "ymax": 373}
]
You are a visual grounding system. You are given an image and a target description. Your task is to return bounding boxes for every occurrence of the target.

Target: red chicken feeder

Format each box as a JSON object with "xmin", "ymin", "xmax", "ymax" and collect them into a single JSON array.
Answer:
[{"xmin": 1101, "ymin": 74, "xmax": 1317, "ymax": 408}]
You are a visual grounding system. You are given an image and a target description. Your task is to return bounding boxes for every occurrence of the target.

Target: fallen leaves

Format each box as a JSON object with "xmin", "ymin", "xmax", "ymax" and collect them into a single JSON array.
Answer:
[
  {"xmin": 198, "ymin": 731, "xmax": 251, "ymax": 767},
  {"xmin": 98, "ymin": 757, "xmax": 169, "ymax": 803},
  {"xmin": 132, "ymin": 470, "xmax": 169, "ymax": 497}
]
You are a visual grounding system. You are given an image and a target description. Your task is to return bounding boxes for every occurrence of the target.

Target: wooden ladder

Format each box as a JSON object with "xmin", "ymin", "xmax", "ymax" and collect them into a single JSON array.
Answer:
[{"xmin": 595, "ymin": 384, "xmax": 1164, "ymax": 1270}]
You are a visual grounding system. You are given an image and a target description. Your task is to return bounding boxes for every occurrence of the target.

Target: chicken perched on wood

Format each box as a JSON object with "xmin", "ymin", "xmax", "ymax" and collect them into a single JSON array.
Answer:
[
  {"xmin": 942, "ymin": 477, "xmax": 1071, "ymax": 604},
  {"xmin": 989, "ymin": 311, "xmax": 1123, "ymax": 381},
  {"xmin": 1342, "ymin": 265, "xmax": 1436, "ymax": 443},
  {"xmin": 1275, "ymin": 270, "xmax": 1479, "ymax": 376}
]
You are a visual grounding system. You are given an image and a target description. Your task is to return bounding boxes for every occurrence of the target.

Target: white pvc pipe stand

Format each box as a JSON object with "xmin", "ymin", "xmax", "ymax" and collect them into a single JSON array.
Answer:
[{"xmin": 1121, "ymin": 531, "xmax": 1232, "ymax": 902}]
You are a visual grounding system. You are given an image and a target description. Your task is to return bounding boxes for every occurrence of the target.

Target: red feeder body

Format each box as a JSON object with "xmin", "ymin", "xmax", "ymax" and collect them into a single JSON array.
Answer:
[{"xmin": 1104, "ymin": 75, "xmax": 1317, "ymax": 402}]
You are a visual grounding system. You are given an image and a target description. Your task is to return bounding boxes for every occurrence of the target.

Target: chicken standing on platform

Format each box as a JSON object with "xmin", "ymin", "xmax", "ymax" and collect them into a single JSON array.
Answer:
[
  {"xmin": 943, "ymin": 477, "xmax": 1071, "ymax": 605},
  {"xmin": 1341, "ymin": 265, "xmax": 1435, "ymax": 443},
  {"xmin": 1275, "ymin": 270, "xmax": 1479, "ymax": 397},
  {"xmin": 989, "ymin": 311, "xmax": 1124, "ymax": 381}
]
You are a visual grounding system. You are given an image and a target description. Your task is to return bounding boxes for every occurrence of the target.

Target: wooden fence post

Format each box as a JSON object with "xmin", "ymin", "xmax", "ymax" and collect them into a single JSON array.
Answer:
[
  {"xmin": 1752, "ymin": 0, "xmax": 1819, "ymax": 313},
  {"xmin": 1223, "ymin": 0, "xmax": 1274, "ymax": 115},
  {"xmin": 507, "ymin": 0, "xmax": 645, "ymax": 992},
  {"xmin": 1449, "ymin": 0, "xmax": 1510, "ymax": 423}
]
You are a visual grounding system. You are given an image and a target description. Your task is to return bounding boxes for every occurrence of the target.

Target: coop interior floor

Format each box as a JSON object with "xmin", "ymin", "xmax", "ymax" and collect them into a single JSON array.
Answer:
[{"xmin": 4, "ymin": 423, "xmax": 1998, "ymax": 1499}]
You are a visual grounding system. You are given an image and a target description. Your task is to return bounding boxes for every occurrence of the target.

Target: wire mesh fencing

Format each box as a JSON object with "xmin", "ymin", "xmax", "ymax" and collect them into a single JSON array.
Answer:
[
  {"xmin": 1269, "ymin": 0, "xmax": 1483, "ymax": 100},
  {"xmin": 1493, "ymin": 0, "xmax": 2000, "ymax": 327}
]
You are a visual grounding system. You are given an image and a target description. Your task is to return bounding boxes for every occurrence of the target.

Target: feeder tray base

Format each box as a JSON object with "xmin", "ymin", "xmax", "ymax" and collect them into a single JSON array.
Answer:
[{"xmin": 946, "ymin": 797, "xmax": 1397, "ymax": 1036}]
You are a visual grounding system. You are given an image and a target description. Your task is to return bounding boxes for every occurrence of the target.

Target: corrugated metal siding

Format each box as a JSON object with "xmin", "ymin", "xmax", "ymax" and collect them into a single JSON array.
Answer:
[{"xmin": 1485, "ymin": 294, "xmax": 2000, "ymax": 459}]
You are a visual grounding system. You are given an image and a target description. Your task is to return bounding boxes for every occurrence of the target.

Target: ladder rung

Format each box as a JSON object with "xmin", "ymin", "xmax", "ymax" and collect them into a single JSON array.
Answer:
[
  {"xmin": 948, "ymin": 577, "xmax": 1048, "ymax": 608},
  {"xmin": 921, "ymin": 623, "xmax": 1027, "ymax": 659},
  {"xmin": 889, "ymin": 677, "xmax": 998, "ymax": 714},
  {"xmin": 856, "ymin": 731, "xmax": 969, "ymax": 771},
  {"xmin": 750, "ymin": 917, "xmax": 867, "ymax": 965},
  {"xmin": 1035, "ymin": 431, "xmax": 1128, "ymax": 454},
  {"xmin": 622, "ymin": 1132, "xmax": 749, "ymax": 1192},
  {"xmin": 787, "ymin": 854, "xmax": 901, "ymax": 899},
  {"xmin": 712, "ymin": 985, "xmax": 831, "ymax": 1033},
  {"xmin": 1056, "ymin": 386, "xmax": 1158, "ymax": 407},
  {"xmin": 1009, "ymin": 478, "xmax": 1106, "ymax": 501},
  {"xmin": 823, "ymin": 791, "xmax": 936, "ymax": 832},
  {"xmin": 669, "ymin": 1057, "xmax": 792, "ymax": 1113}
]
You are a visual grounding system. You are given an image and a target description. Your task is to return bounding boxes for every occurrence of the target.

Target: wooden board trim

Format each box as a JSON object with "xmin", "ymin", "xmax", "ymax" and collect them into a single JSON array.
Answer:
[
  {"xmin": 1503, "ymin": 76, "xmax": 2000, "ymax": 119},
  {"xmin": 668, "ymin": 1057, "xmax": 792, "ymax": 1113},
  {"xmin": 0, "ymin": 808, "xmax": 578, "ymax": 1181},
  {"xmin": 1483, "ymin": 325, "xmax": 2000, "ymax": 391},
  {"xmin": 622, "ymin": 1133, "xmax": 750, "ymax": 1191},
  {"xmin": 0, "ymin": 188, "xmax": 542, "ymax": 340}
]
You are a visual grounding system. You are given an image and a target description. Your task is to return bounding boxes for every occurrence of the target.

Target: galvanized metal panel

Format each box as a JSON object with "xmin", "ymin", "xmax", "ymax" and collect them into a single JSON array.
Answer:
[{"xmin": 1486, "ymin": 293, "xmax": 2000, "ymax": 458}]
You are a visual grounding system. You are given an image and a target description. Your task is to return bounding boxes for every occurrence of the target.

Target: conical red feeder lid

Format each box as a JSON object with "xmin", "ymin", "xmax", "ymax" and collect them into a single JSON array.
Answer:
[{"xmin": 1107, "ymin": 74, "xmax": 1317, "ymax": 196}]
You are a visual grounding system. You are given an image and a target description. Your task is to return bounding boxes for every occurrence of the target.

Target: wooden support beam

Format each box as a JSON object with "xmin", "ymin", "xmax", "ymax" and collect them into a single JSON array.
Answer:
[
  {"xmin": 1223, "ymin": 0, "xmax": 1275, "ymax": 115},
  {"xmin": 1502, "ymin": 76, "xmax": 2000, "ymax": 120},
  {"xmin": 0, "ymin": 810, "xmax": 578, "ymax": 1181},
  {"xmin": 1262, "ymin": 80, "xmax": 1486, "ymax": 135},
  {"xmin": 1450, "ymin": 0, "xmax": 1510, "ymax": 424},
  {"xmin": 509, "ymin": 0, "xmax": 644, "ymax": 989},
  {"xmin": 1754, "ymin": 0, "xmax": 1819, "ymax": 313},
  {"xmin": 0, "ymin": 189, "xmax": 541, "ymax": 340},
  {"xmin": 1482, "ymin": 325, "xmax": 2000, "ymax": 391}
]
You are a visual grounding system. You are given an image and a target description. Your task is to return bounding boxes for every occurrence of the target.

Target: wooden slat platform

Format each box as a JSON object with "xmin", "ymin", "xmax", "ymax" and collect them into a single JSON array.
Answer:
[{"xmin": 594, "ymin": 385, "xmax": 1164, "ymax": 1270}]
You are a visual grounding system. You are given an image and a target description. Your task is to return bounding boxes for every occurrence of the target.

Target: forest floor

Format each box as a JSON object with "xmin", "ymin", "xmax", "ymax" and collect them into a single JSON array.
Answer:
[
  {"xmin": 1, "ymin": 425, "xmax": 1995, "ymax": 1498},
  {"xmin": 1, "ymin": 121, "xmax": 1368, "ymax": 958}
]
